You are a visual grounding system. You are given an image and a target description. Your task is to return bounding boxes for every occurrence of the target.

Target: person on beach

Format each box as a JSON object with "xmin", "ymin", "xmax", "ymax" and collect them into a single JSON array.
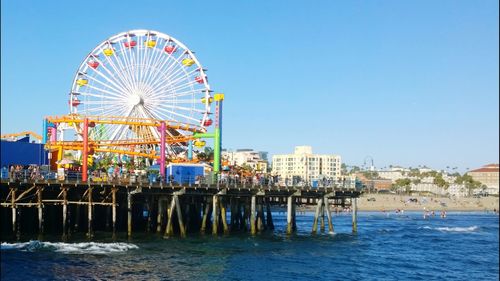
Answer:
[{"xmin": 440, "ymin": 210, "xmax": 446, "ymax": 218}]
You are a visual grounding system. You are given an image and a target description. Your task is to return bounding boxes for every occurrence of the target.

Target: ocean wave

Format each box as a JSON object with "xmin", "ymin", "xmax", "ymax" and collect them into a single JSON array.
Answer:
[
  {"xmin": 435, "ymin": 226, "xmax": 479, "ymax": 232},
  {"xmin": 419, "ymin": 226, "xmax": 479, "ymax": 233},
  {"xmin": 0, "ymin": 240, "xmax": 138, "ymax": 254}
]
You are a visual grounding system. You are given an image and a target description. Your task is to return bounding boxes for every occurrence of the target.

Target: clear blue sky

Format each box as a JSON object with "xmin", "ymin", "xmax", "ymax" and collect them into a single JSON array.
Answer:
[{"xmin": 1, "ymin": 0, "xmax": 498, "ymax": 171}]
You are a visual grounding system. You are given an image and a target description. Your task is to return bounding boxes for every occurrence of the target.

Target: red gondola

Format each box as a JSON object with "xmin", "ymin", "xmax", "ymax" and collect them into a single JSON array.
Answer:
[
  {"xmin": 124, "ymin": 41, "xmax": 137, "ymax": 48},
  {"xmin": 88, "ymin": 61, "xmax": 99, "ymax": 69},
  {"xmin": 165, "ymin": 45, "xmax": 177, "ymax": 54},
  {"xmin": 69, "ymin": 98, "xmax": 81, "ymax": 107},
  {"xmin": 195, "ymin": 76, "xmax": 205, "ymax": 83},
  {"xmin": 203, "ymin": 119, "xmax": 213, "ymax": 126}
]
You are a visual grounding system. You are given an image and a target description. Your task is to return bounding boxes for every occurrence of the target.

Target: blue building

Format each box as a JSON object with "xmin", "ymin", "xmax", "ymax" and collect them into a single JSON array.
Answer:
[{"xmin": 0, "ymin": 137, "xmax": 48, "ymax": 167}]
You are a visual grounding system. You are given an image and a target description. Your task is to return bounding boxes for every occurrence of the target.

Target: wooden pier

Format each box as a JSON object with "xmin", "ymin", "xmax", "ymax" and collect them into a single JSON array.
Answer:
[{"xmin": 0, "ymin": 179, "xmax": 360, "ymax": 240}]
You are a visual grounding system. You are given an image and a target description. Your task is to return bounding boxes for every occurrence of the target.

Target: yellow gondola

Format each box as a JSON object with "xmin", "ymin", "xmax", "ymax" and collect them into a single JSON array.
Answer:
[
  {"xmin": 201, "ymin": 97, "xmax": 213, "ymax": 104},
  {"xmin": 103, "ymin": 48, "xmax": 114, "ymax": 56},
  {"xmin": 76, "ymin": 79, "xmax": 88, "ymax": 86},
  {"xmin": 145, "ymin": 40, "xmax": 157, "ymax": 48},
  {"xmin": 182, "ymin": 58, "xmax": 195, "ymax": 67},
  {"xmin": 194, "ymin": 140, "xmax": 206, "ymax": 148}
]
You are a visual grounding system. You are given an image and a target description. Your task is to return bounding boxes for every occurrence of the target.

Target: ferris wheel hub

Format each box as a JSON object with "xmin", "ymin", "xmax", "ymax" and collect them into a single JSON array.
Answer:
[{"xmin": 129, "ymin": 94, "xmax": 143, "ymax": 106}]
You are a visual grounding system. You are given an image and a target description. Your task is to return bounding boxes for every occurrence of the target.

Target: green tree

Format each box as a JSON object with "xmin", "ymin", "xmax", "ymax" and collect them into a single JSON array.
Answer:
[
  {"xmin": 433, "ymin": 173, "xmax": 449, "ymax": 190},
  {"xmin": 362, "ymin": 171, "xmax": 379, "ymax": 180},
  {"xmin": 455, "ymin": 174, "xmax": 482, "ymax": 196},
  {"xmin": 341, "ymin": 163, "xmax": 348, "ymax": 174},
  {"xmin": 393, "ymin": 178, "xmax": 412, "ymax": 194},
  {"xmin": 350, "ymin": 166, "xmax": 361, "ymax": 173}
]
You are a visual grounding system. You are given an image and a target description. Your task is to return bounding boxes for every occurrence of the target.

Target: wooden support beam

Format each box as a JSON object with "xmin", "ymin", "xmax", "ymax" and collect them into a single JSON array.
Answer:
[
  {"xmin": 320, "ymin": 200, "xmax": 325, "ymax": 232},
  {"xmin": 15, "ymin": 185, "xmax": 36, "ymax": 202},
  {"xmin": 156, "ymin": 198, "xmax": 164, "ymax": 233},
  {"xmin": 62, "ymin": 187, "xmax": 68, "ymax": 240},
  {"xmin": 250, "ymin": 195, "xmax": 256, "ymax": 235},
  {"xmin": 220, "ymin": 199, "xmax": 229, "ymax": 234},
  {"xmin": 165, "ymin": 196, "xmax": 176, "ymax": 237},
  {"xmin": 200, "ymin": 199, "xmax": 211, "ymax": 234},
  {"xmin": 257, "ymin": 199, "xmax": 264, "ymax": 232},
  {"xmin": 127, "ymin": 190, "xmax": 132, "ymax": 238},
  {"xmin": 312, "ymin": 198, "xmax": 322, "ymax": 234},
  {"xmin": 286, "ymin": 196, "xmax": 293, "ymax": 234},
  {"xmin": 212, "ymin": 195, "xmax": 219, "ymax": 235},
  {"xmin": 174, "ymin": 195, "xmax": 186, "ymax": 237},
  {"xmin": 74, "ymin": 203, "xmax": 81, "ymax": 232},
  {"xmin": 37, "ymin": 187, "xmax": 43, "ymax": 235},
  {"xmin": 11, "ymin": 188, "xmax": 16, "ymax": 234},
  {"xmin": 242, "ymin": 200, "xmax": 249, "ymax": 231},
  {"xmin": 87, "ymin": 187, "xmax": 93, "ymax": 239},
  {"xmin": 112, "ymin": 187, "xmax": 117, "ymax": 239},
  {"xmin": 324, "ymin": 197, "xmax": 334, "ymax": 233},
  {"xmin": 265, "ymin": 199, "xmax": 274, "ymax": 230},
  {"xmin": 352, "ymin": 198, "xmax": 358, "ymax": 233},
  {"xmin": 229, "ymin": 197, "xmax": 236, "ymax": 229}
]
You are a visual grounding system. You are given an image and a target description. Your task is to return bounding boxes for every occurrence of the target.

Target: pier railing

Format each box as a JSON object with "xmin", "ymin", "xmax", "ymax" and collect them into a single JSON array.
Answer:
[{"xmin": 0, "ymin": 169, "xmax": 355, "ymax": 190}]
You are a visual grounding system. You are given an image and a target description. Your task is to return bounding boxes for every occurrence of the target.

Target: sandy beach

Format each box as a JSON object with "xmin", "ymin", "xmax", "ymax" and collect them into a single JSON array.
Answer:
[{"xmin": 357, "ymin": 194, "xmax": 500, "ymax": 212}]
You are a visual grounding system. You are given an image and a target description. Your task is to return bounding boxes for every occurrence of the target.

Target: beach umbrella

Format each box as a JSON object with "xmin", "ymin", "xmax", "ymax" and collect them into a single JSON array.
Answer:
[{"xmin": 56, "ymin": 159, "xmax": 74, "ymax": 165}]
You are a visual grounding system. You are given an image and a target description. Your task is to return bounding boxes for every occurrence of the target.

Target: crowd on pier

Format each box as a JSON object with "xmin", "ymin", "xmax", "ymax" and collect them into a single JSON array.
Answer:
[{"xmin": 1, "ymin": 163, "xmax": 344, "ymax": 188}]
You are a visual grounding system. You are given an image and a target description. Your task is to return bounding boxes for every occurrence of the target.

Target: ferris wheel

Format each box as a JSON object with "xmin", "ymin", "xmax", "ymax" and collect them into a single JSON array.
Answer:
[{"xmin": 68, "ymin": 29, "xmax": 212, "ymax": 155}]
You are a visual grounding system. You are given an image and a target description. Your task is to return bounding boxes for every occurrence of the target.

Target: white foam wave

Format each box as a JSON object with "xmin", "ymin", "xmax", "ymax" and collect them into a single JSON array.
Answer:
[
  {"xmin": 435, "ymin": 226, "xmax": 479, "ymax": 232},
  {"xmin": 1, "ymin": 240, "xmax": 138, "ymax": 254},
  {"xmin": 419, "ymin": 225, "xmax": 479, "ymax": 233}
]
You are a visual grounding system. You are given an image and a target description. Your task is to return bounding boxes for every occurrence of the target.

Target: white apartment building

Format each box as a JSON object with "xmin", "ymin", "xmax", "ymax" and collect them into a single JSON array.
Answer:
[
  {"xmin": 271, "ymin": 146, "xmax": 341, "ymax": 182},
  {"xmin": 410, "ymin": 183, "xmax": 446, "ymax": 196},
  {"xmin": 222, "ymin": 149, "xmax": 268, "ymax": 173},
  {"xmin": 447, "ymin": 184, "xmax": 468, "ymax": 198},
  {"xmin": 378, "ymin": 171, "xmax": 405, "ymax": 183}
]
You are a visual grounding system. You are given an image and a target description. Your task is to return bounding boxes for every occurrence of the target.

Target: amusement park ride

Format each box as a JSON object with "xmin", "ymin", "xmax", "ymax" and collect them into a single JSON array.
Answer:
[{"xmin": 41, "ymin": 30, "xmax": 224, "ymax": 182}]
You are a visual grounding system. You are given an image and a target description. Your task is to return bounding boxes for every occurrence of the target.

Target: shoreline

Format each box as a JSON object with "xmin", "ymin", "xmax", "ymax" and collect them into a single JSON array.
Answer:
[
  {"xmin": 296, "ymin": 194, "xmax": 499, "ymax": 212},
  {"xmin": 356, "ymin": 194, "xmax": 499, "ymax": 212}
]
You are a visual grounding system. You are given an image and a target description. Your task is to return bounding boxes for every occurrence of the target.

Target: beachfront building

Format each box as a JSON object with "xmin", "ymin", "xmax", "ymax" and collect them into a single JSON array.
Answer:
[
  {"xmin": 447, "ymin": 184, "xmax": 468, "ymax": 198},
  {"xmin": 271, "ymin": 146, "xmax": 341, "ymax": 184},
  {"xmin": 418, "ymin": 167, "xmax": 434, "ymax": 173},
  {"xmin": 389, "ymin": 166, "xmax": 410, "ymax": 172},
  {"xmin": 467, "ymin": 164, "xmax": 499, "ymax": 195},
  {"xmin": 221, "ymin": 149, "xmax": 269, "ymax": 173},
  {"xmin": 378, "ymin": 170, "xmax": 405, "ymax": 183},
  {"xmin": 410, "ymin": 183, "xmax": 446, "ymax": 196}
]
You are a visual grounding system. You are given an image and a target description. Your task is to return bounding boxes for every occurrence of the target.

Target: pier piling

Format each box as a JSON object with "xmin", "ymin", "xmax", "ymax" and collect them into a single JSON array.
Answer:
[
  {"xmin": 265, "ymin": 199, "xmax": 274, "ymax": 230},
  {"xmin": 87, "ymin": 187, "xmax": 93, "ymax": 239},
  {"xmin": 220, "ymin": 199, "xmax": 229, "ymax": 234},
  {"xmin": 127, "ymin": 190, "xmax": 132, "ymax": 238},
  {"xmin": 212, "ymin": 195, "xmax": 219, "ymax": 235},
  {"xmin": 11, "ymin": 188, "xmax": 16, "ymax": 234},
  {"xmin": 250, "ymin": 196, "xmax": 256, "ymax": 235},
  {"xmin": 352, "ymin": 198, "xmax": 358, "ymax": 233},
  {"xmin": 112, "ymin": 187, "xmax": 117, "ymax": 238},
  {"xmin": 320, "ymin": 201, "xmax": 325, "ymax": 232},
  {"xmin": 156, "ymin": 197, "xmax": 164, "ymax": 233},
  {"xmin": 312, "ymin": 198, "xmax": 322, "ymax": 234},
  {"xmin": 37, "ymin": 187, "xmax": 43, "ymax": 235},
  {"xmin": 324, "ymin": 197, "xmax": 333, "ymax": 233},
  {"xmin": 174, "ymin": 195, "xmax": 186, "ymax": 237},
  {"xmin": 201, "ymin": 199, "xmax": 211, "ymax": 234},
  {"xmin": 62, "ymin": 187, "xmax": 67, "ymax": 240},
  {"xmin": 286, "ymin": 196, "xmax": 294, "ymax": 235},
  {"xmin": 165, "ymin": 196, "xmax": 175, "ymax": 237}
]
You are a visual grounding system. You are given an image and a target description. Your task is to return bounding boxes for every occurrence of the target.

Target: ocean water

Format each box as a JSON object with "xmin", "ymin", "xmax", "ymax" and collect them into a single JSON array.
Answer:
[{"xmin": 1, "ymin": 211, "xmax": 498, "ymax": 281}]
